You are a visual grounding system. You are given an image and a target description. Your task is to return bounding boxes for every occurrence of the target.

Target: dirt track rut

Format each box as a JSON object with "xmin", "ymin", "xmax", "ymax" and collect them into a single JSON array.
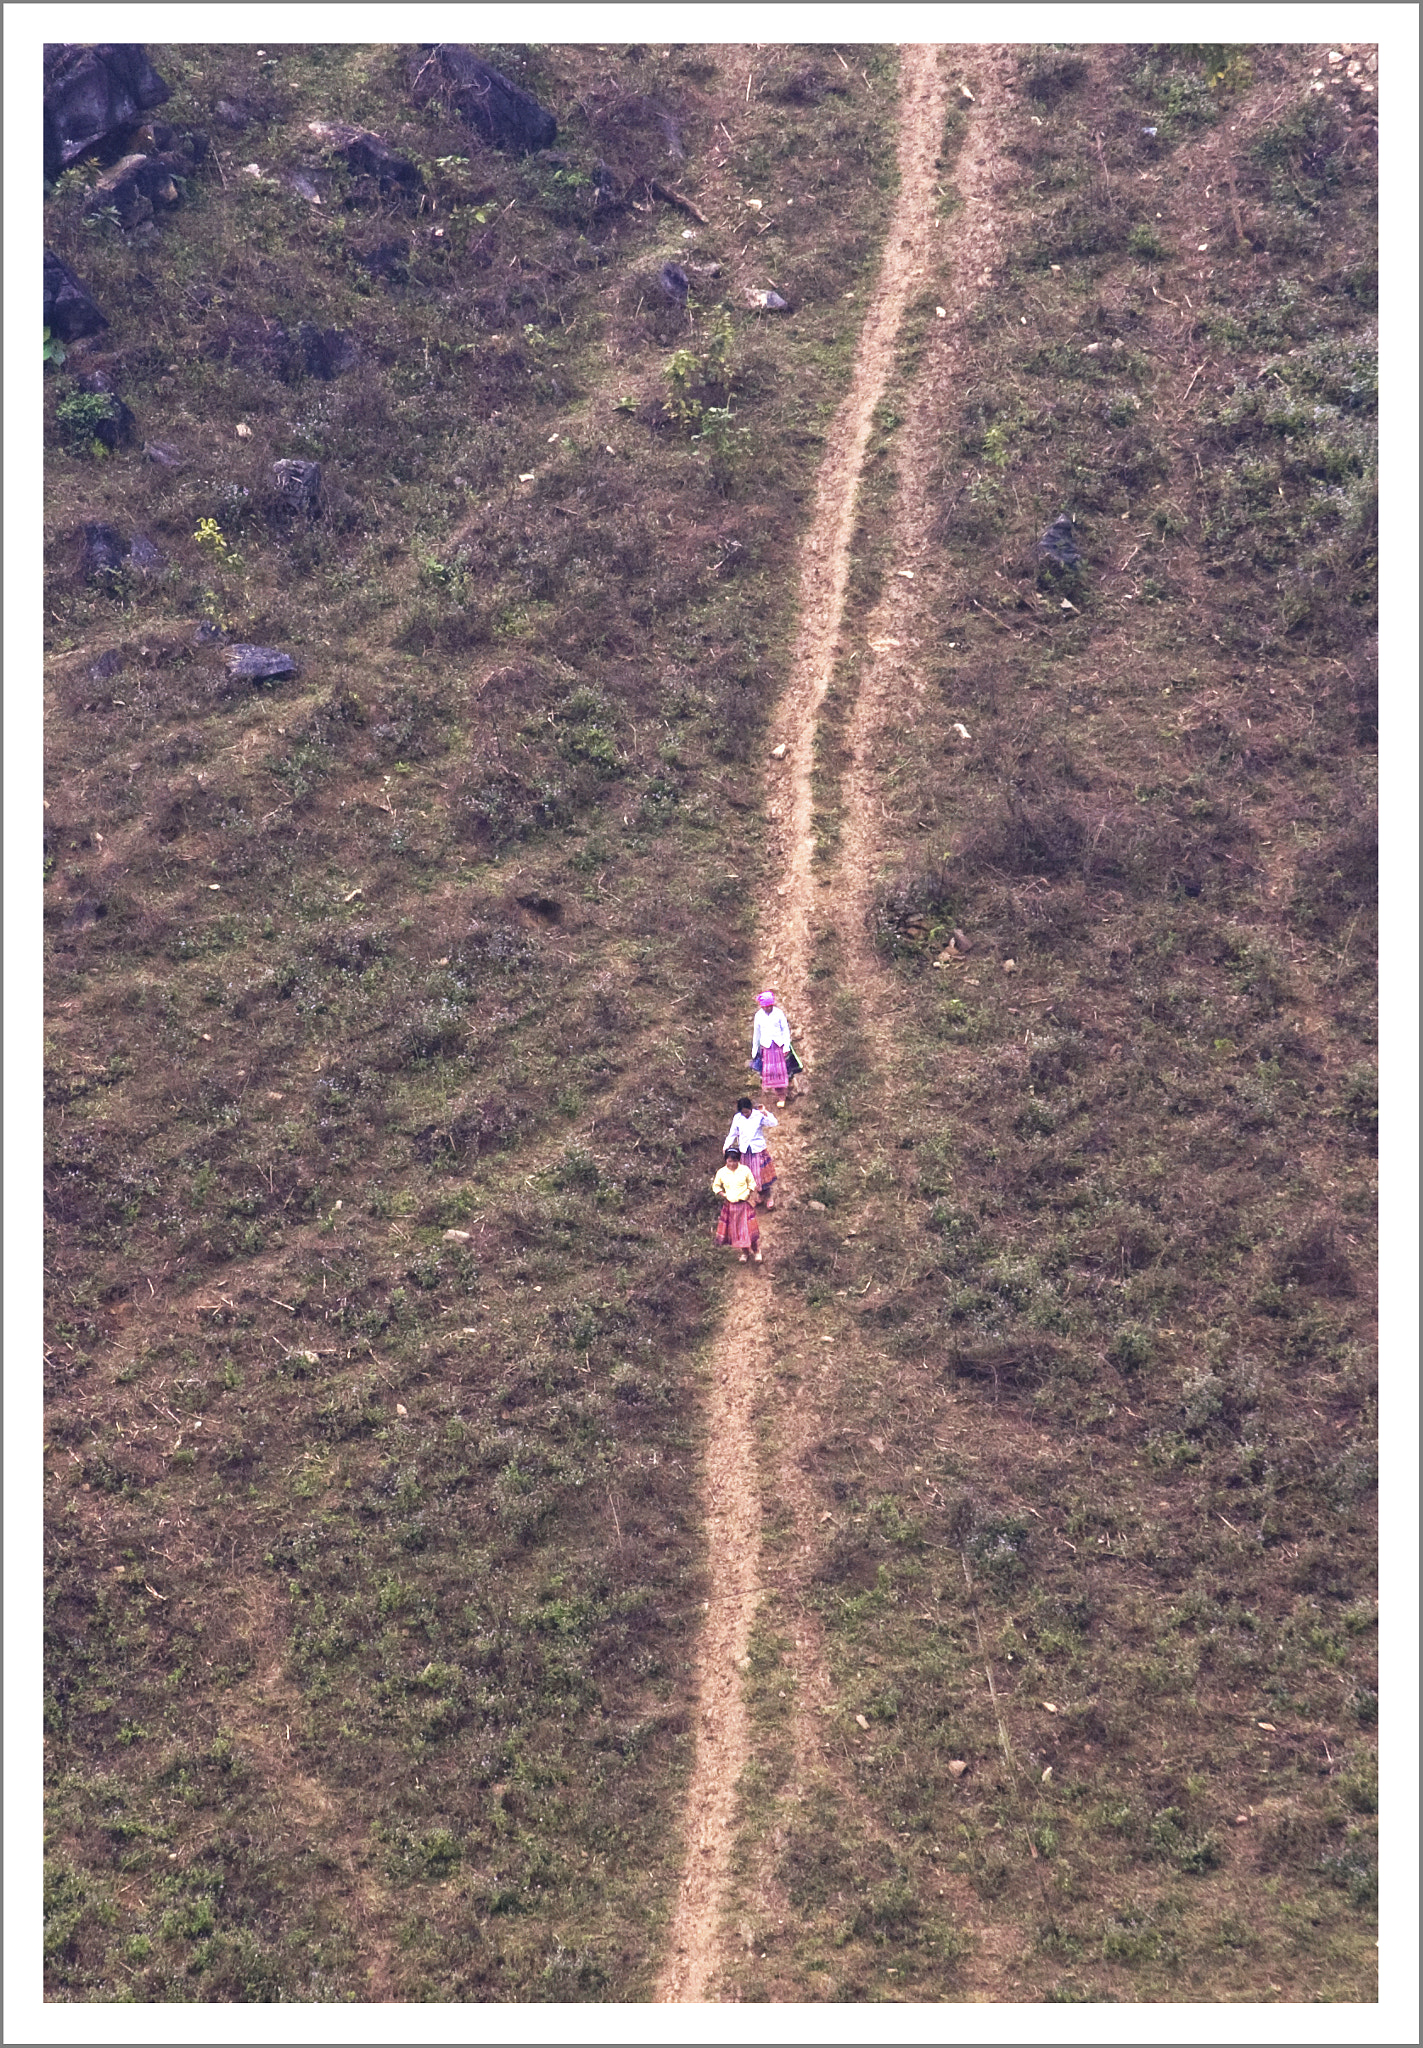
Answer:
[{"xmin": 656, "ymin": 45, "xmax": 952, "ymax": 2003}]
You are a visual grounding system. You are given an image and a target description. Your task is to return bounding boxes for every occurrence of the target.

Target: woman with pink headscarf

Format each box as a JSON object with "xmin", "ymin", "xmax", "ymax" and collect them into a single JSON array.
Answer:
[{"xmin": 749, "ymin": 988, "xmax": 799, "ymax": 1105}]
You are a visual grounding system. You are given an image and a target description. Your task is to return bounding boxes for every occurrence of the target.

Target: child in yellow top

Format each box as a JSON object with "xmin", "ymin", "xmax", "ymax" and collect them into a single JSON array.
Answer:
[{"xmin": 712, "ymin": 1149, "xmax": 762, "ymax": 1262}]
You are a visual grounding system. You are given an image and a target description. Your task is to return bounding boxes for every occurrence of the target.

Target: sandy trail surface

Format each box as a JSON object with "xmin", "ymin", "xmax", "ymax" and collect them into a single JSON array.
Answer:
[{"xmin": 656, "ymin": 44, "xmax": 955, "ymax": 2003}]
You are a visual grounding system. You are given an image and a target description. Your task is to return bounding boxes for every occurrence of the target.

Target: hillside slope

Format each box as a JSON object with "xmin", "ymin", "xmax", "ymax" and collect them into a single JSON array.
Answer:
[
  {"xmin": 43, "ymin": 39, "xmax": 904, "ymax": 2003},
  {"xmin": 43, "ymin": 39, "xmax": 1377, "ymax": 2007}
]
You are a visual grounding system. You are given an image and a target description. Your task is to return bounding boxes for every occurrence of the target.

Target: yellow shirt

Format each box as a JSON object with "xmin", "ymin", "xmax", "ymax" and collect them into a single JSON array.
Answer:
[{"xmin": 712, "ymin": 1164, "xmax": 756, "ymax": 1204}]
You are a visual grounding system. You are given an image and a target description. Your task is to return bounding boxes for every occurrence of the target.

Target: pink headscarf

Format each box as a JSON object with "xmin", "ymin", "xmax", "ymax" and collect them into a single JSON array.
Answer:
[{"xmin": 757, "ymin": 990, "xmax": 776, "ymax": 1010}]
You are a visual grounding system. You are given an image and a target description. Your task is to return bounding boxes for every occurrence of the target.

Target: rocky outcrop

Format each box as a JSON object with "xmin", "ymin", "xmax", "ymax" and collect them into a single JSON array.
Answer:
[
  {"xmin": 82, "ymin": 132, "xmax": 206, "ymax": 227},
  {"xmin": 307, "ymin": 121, "xmax": 423, "ymax": 196},
  {"xmin": 408, "ymin": 47, "xmax": 556, "ymax": 155},
  {"xmin": 44, "ymin": 43, "xmax": 171, "ymax": 182},
  {"xmin": 271, "ymin": 460, "xmax": 322, "ymax": 514},
  {"xmin": 1037, "ymin": 513, "xmax": 1081, "ymax": 571},
  {"xmin": 223, "ymin": 645, "xmax": 298, "ymax": 684},
  {"xmin": 44, "ymin": 250, "xmax": 108, "ymax": 341}
]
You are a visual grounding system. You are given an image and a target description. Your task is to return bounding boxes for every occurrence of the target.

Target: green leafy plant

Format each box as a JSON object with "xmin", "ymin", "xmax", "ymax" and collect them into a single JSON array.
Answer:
[
  {"xmin": 193, "ymin": 518, "xmax": 244, "ymax": 572},
  {"xmin": 55, "ymin": 390, "xmax": 121, "ymax": 455},
  {"xmin": 663, "ymin": 309, "xmax": 740, "ymax": 443}
]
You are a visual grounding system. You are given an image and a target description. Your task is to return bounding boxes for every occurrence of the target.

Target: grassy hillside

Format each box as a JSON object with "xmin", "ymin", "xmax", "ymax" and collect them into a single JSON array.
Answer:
[
  {"xmin": 43, "ymin": 37, "xmax": 1377, "ymax": 2007},
  {"xmin": 724, "ymin": 41, "xmax": 1379, "ymax": 2003},
  {"xmin": 43, "ymin": 40, "xmax": 902, "ymax": 2002}
]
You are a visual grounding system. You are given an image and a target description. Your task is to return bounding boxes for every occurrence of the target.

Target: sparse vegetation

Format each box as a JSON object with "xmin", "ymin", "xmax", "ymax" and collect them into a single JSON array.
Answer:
[
  {"xmin": 44, "ymin": 37, "xmax": 900, "ymax": 2004},
  {"xmin": 720, "ymin": 36, "xmax": 1375, "ymax": 2007},
  {"xmin": 44, "ymin": 34, "xmax": 1374, "ymax": 2008}
]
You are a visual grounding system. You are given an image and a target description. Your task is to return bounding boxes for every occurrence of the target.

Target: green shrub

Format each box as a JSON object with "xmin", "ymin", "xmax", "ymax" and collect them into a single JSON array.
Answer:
[
  {"xmin": 1110, "ymin": 1326, "xmax": 1152, "ymax": 1373},
  {"xmin": 55, "ymin": 390, "xmax": 126, "ymax": 455}
]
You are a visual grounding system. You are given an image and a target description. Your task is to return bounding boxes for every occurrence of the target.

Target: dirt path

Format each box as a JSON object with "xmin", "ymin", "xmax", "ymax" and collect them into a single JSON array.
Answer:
[{"xmin": 655, "ymin": 44, "xmax": 952, "ymax": 2004}]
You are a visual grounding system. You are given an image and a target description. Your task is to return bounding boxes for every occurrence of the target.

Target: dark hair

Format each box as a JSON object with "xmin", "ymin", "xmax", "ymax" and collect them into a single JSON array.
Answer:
[
  {"xmin": 724, "ymin": 1147, "xmax": 741, "ymax": 1162},
  {"xmin": 737, "ymin": 1096, "xmax": 753, "ymax": 1115}
]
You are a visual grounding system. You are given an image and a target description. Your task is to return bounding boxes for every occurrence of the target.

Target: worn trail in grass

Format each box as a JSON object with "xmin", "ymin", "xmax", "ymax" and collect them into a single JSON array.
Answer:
[{"xmin": 656, "ymin": 43, "xmax": 949, "ymax": 2004}]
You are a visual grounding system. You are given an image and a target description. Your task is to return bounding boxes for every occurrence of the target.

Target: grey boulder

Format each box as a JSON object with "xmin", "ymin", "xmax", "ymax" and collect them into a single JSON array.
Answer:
[{"xmin": 223, "ymin": 645, "xmax": 298, "ymax": 683}]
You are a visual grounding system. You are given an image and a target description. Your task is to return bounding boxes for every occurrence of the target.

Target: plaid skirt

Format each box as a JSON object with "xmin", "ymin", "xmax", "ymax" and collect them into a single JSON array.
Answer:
[
  {"xmin": 745, "ymin": 1147, "xmax": 776, "ymax": 1190},
  {"xmin": 760, "ymin": 1042, "xmax": 789, "ymax": 1091},
  {"xmin": 715, "ymin": 1199, "xmax": 760, "ymax": 1251}
]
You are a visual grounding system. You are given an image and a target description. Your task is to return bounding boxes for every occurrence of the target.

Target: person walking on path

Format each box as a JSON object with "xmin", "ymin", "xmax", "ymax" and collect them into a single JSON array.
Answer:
[
  {"xmin": 724, "ymin": 1098, "xmax": 779, "ymax": 1210},
  {"xmin": 712, "ymin": 1148, "xmax": 762, "ymax": 1262},
  {"xmin": 750, "ymin": 989, "xmax": 801, "ymax": 1106}
]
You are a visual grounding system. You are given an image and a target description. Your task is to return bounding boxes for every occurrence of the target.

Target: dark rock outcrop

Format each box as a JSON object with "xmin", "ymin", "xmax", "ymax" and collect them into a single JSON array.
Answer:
[
  {"xmin": 78, "ymin": 522, "xmax": 128, "ymax": 580},
  {"xmin": 131, "ymin": 120, "xmax": 208, "ymax": 162},
  {"xmin": 271, "ymin": 459, "xmax": 322, "ymax": 513},
  {"xmin": 44, "ymin": 250, "xmax": 108, "ymax": 341},
  {"xmin": 127, "ymin": 533, "xmax": 165, "ymax": 571},
  {"xmin": 297, "ymin": 322, "xmax": 359, "ymax": 379},
  {"xmin": 44, "ymin": 43, "xmax": 171, "ymax": 182},
  {"xmin": 83, "ymin": 147, "xmax": 199, "ymax": 226},
  {"xmin": 1037, "ymin": 514, "xmax": 1081, "ymax": 570},
  {"xmin": 408, "ymin": 46, "xmax": 556, "ymax": 155},
  {"xmin": 659, "ymin": 262, "xmax": 689, "ymax": 303},
  {"xmin": 223, "ymin": 645, "xmax": 298, "ymax": 684},
  {"xmin": 77, "ymin": 523, "xmax": 164, "ymax": 579},
  {"xmin": 307, "ymin": 120, "xmax": 423, "ymax": 196}
]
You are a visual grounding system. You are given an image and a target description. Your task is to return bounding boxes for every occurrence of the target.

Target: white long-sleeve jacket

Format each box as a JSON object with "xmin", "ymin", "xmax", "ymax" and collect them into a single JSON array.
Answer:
[
  {"xmin": 751, "ymin": 1005, "xmax": 791, "ymax": 1058},
  {"xmin": 724, "ymin": 1108, "xmax": 777, "ymax": 1156}
]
